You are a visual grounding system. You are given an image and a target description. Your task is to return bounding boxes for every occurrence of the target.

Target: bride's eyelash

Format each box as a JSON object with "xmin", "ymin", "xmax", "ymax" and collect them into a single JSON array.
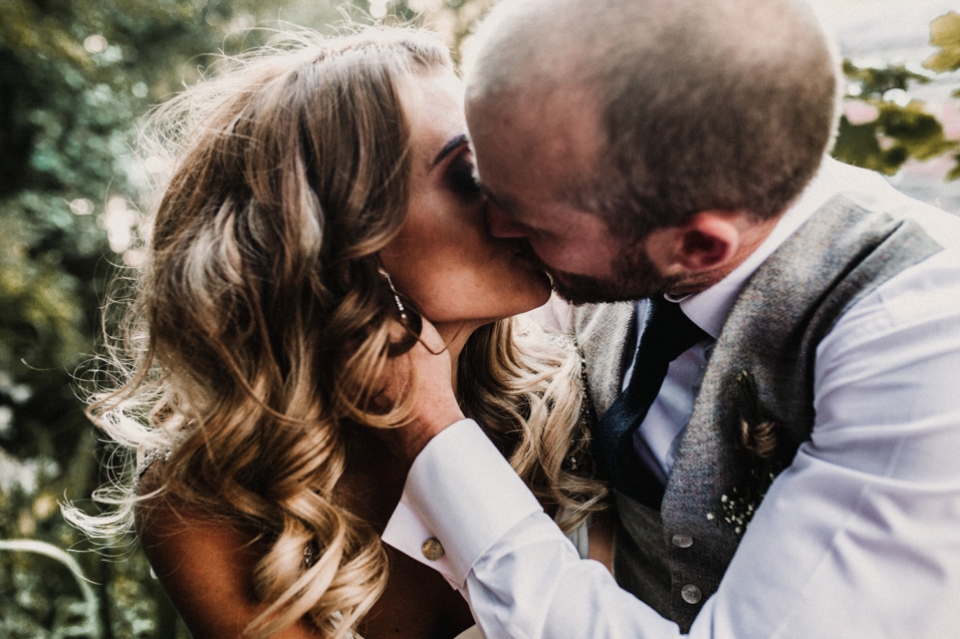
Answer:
[{"xmin": 444, "ymin": 153, "xmax": 483, "ymax": 199}]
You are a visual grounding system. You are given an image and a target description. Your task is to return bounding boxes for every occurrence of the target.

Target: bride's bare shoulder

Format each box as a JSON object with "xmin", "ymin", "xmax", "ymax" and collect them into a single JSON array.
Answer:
[
  {"xmin": 135, "ymin": 463, "xmax": 322, "ymax": 637},
  {"xmin": 134, "ymin": 436, "xmax": 473, "ymax": 639}
]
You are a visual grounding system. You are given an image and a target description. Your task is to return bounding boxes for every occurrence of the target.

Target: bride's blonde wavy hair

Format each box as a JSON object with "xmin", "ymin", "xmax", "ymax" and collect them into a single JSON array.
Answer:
[{"xmin": 65, "ymin": 25, "xmax": 606, "ymax": 639}]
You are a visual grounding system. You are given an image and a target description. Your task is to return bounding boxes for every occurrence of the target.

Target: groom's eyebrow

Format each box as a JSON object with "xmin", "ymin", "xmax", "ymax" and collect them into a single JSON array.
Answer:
[{"xmin": 432, "ymin": 134, "xmax": 469, "ymax": 167}]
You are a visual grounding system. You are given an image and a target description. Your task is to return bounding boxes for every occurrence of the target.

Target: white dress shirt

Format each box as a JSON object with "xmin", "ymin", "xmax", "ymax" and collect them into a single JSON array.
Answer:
[{"xmin": 382, "ymin": 159, "xmax": 960, "ymax": 639}]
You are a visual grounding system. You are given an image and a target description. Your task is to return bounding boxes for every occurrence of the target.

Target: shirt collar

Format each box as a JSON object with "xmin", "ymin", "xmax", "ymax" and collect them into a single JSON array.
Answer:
[{"xmin": 666, "ymin": 157, "xmax": 842, "ymax": 338}]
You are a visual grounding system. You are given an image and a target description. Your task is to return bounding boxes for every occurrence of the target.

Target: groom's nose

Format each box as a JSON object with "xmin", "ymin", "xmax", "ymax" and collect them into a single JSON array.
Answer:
[{"xmin": 485, "ymin": 201, "xmax": 528, "ymax": 239}]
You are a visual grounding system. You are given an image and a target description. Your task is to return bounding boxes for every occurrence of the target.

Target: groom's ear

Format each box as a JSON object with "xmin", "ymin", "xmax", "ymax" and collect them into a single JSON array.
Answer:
[
  {"xmin": 676, "ymin": 212, "xmax": 740, "ymax": 272},
  {"xmin": 645, "ymin": 210, "xmax": 742, "ymax": 275}
]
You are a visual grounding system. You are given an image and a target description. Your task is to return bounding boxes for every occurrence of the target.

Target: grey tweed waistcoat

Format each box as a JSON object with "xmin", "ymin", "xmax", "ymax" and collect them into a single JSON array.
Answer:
[{"xmin": 573, "ymin": 196, "xmax": 942, "ymax": 631}]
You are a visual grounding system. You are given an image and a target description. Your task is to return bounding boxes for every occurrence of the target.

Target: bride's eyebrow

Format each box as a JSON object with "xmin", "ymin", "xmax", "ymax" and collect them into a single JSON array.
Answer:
[{"xmin": 431, "ymin": 133, "xmax": 469, "ymax": 168}]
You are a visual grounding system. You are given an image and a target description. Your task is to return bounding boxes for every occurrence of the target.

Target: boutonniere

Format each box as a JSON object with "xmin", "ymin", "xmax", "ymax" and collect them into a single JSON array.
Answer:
[
  {"xmin": 735, "ymin": 370, "xmax": 779, "ymax": 460},
  {"xmin": 707, "ymin": 370, "xmax": 786, "ymax": 535}
]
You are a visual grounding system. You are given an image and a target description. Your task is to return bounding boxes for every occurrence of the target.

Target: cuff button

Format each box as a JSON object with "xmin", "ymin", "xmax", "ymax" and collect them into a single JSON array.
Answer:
[{"xmin": 421, "ymin": 537, "xmax": 445, "ymax": 561}]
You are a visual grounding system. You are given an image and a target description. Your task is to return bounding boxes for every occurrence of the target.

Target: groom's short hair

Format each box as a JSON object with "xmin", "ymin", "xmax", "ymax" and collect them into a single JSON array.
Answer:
[{"xmin": 465, "ymin": 0, "xmax": 840, "ymax": 235}]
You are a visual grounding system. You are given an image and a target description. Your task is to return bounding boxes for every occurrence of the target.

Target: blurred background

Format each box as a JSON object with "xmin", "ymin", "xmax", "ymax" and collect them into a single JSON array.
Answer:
[{"xmin": 1, "ymin": 0, "xmax": 959, "ymax": 637}]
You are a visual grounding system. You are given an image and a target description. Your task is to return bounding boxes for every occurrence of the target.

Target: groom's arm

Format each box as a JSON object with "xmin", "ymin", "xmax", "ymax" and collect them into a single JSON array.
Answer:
[
  {"xmin": 384, "ymin": 254, "xmax": 960, "ymax": 639},
  {"xmin": 383, "ymin": 419, "xmax": 685, "ymax": 638}
]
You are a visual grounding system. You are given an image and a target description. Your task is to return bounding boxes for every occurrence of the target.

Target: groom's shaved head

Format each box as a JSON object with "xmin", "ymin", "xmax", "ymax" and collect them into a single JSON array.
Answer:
[{"xmin": 465, "ymin": 0, "xmax": 840, "ymax": 233}]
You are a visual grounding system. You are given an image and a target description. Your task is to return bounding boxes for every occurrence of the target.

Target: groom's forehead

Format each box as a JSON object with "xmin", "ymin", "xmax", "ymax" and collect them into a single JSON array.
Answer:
[{"xmin": 469, "ymin": 96, "xmax": 601, "ymax": 177}]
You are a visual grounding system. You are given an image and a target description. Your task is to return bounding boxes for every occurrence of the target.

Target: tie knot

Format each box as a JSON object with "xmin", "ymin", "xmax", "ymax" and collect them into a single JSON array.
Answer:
[{"xmin": 640, "ymin": 297, "xmax": 708, "ymax": 362}]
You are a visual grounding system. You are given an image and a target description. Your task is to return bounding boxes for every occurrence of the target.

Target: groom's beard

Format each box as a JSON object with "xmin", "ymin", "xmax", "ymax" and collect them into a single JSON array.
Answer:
[{"xmin": 527, "ymin": 242, "xmax": 682, "ymax": 306}]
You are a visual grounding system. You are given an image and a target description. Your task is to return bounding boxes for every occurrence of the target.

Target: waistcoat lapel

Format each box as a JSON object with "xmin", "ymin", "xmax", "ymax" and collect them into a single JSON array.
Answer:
[{"xmin": 573, "ymin": 301, "xmax": 637, "ymax": 417}]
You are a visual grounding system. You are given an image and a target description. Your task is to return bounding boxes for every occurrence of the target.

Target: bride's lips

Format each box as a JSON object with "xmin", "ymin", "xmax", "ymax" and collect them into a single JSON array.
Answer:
[
  {"xmin": 513, "ymin": 248, "xmax": 554, "ymax": 288},
  {"xmin": 513, "ymin": 248, "xmax": 546, "ymax": 273},
  {"xmin": 513, "ymin": 244, "xmax": 548, "ymax": 271},
  {"xmin": 514, "ymin": 249, "xmax": 536, "ymax": 265}
]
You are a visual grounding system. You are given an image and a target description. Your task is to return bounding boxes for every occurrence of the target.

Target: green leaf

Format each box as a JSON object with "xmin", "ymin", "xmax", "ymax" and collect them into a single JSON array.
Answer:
[{"xmin": 924, "ymin": 11, "xmax": 960, "ymax": 73}]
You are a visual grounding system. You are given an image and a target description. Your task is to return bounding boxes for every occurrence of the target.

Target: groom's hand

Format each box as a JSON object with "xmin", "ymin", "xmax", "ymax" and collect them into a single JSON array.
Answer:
[{"xmin": 386, "ymin": 317, "xmax": 465, "ymax": 463}]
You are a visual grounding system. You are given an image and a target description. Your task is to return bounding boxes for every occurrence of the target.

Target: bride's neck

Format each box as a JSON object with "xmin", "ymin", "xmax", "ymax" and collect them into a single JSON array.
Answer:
[{"xmin": 433, "ymin": 320, "xmax": 483, "ymax": 393}]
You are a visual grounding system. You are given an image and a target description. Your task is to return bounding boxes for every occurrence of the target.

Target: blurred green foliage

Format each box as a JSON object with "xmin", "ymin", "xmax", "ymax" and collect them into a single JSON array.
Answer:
[
  {"xmin": 1, "ymin": 1, "xmax": 960, "ymax": 637},
  {"xmin": 925, "ymin": 11, "xmax": 960, "ymax": 73},
  {"xmin": 833, "ymin": 58, "xmax": 959, "ymax": 177},
  {"xmin": 0, "ymin": 1, "xmax": 347, "ymax": 636},
  {"xmin": 831, "ymin": 10, "xmax": 960, "ymax": 179},
  {"xmin": 924, "ymin": 10, "xmax": 960, "ymax": 179}
]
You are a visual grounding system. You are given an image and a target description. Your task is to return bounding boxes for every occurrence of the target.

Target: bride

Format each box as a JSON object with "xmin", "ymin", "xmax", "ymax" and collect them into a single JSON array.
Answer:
[{"xmin": 66, "ymin": 26, "xmax": 607, "ymax": 639}]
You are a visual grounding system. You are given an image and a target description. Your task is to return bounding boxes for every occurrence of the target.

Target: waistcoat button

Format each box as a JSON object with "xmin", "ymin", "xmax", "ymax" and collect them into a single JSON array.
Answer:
[
  {"xmin": 671, "ymin": 534, "xmax": 693, "ymax": 548},
  {"xmin": 681, "ymin": 584, "xmax": 702, "ymax": 604},
  {"xmin": 421, "ymin": 537, "xmax": 444, "ymax": 561}
]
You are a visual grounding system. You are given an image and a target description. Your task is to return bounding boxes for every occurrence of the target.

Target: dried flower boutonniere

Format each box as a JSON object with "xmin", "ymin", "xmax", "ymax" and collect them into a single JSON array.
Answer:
[
  {"xmin": 735, "ymin": 370, "xmax": 779, "ymax": 460},
  {"xmin": 707, "ymin": 370, "xmax": 787, "ymax": 534}
]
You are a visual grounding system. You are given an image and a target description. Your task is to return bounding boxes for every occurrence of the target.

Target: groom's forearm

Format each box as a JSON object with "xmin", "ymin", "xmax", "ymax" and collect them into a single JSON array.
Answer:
[
  {"xmin": 382, "ymin": 419, "xmax": 686, "ymax": 639},
  {"xmin": 383, "ymin": 419, "xmax": 543, "ymax": 587},
  {"xmin": 472, "ymin": 513, "xmax": 685, "ymax": 639}
]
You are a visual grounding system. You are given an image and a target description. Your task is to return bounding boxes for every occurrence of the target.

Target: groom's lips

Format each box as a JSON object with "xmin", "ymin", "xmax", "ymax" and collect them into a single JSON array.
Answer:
[
  {"xmin": 515, "ymin": 249, "xmax": 548, "ymax": 275},
  {"xmin": 513, "ymin": 241, "xmax": 539, "ymax": 264},
  {"xmin": 515, "ymin": 249, "xmax": 535, "ymax": 264},
  {"xmin": 514, "ymin": 249, "xmax": 557, "ymax": 290},
  {"xmin": 516, "ymin": 245, "xmax": 553, "ymax": 275}
]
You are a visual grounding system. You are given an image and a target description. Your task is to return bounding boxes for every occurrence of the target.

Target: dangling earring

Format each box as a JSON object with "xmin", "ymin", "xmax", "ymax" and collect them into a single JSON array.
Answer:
[{"xmin": 378, "ymin": 267, "xmax": 408, "ymax": 321}]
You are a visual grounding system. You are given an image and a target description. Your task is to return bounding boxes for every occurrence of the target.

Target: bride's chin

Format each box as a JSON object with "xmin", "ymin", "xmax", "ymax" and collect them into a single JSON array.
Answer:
[
  {"xmin": 477, "ymin": 286, "xmax": 552, "ymax": 324},
  {"xmin": 534, "ymin": 269, "xmax": 553, "ymax": 299},
  {"xmin": 514, "ymin": 275, "xmax": 553, "ymax": 315}
]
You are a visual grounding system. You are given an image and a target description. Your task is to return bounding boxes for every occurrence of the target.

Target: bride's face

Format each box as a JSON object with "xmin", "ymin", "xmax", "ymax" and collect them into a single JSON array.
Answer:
[{"xmin": 379, "ymin": 70, "xmax": 551, "ymax": 327}]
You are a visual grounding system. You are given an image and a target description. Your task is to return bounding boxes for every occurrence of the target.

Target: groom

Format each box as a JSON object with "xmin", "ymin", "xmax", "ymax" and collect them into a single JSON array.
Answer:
[{"xmin": 383, "ymin": 0, "xmax": 960, "ymax": 637}]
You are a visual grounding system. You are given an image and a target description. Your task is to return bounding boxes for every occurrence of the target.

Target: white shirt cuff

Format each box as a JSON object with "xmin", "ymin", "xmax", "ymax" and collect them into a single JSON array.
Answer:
[{"xmin": 381, "ymin": 418, "xmax": 543, "ymax": 587}]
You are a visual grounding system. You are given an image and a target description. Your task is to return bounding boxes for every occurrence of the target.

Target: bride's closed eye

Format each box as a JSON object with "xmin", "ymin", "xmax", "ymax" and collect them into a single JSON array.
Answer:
[{"xmin": 444, "ymin": 152, "xmax": 483, "ymax": 201}]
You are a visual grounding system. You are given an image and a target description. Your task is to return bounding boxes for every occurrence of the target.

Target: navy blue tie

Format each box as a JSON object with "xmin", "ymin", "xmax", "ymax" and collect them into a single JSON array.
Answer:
[{"xmin": 594, "ymin": 297, "xmax": 709, "ymax": 508}]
